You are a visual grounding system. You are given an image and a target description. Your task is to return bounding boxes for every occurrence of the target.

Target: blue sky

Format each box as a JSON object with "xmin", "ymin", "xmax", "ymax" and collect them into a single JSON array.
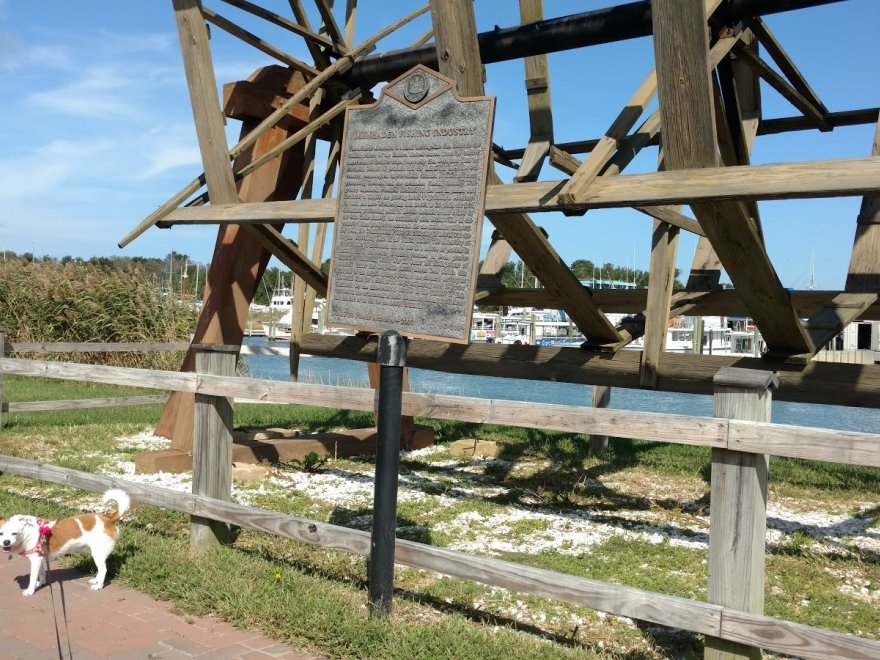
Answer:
[{"xmin": 0, "ymin": 1, "xmax": 877, "ymax": 290}]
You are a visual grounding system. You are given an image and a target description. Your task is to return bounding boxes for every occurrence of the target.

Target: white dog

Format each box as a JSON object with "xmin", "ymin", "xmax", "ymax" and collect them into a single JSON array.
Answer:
[{"xmin": 0, "ymin": 489, "xmax": 130, "ymax": 596}]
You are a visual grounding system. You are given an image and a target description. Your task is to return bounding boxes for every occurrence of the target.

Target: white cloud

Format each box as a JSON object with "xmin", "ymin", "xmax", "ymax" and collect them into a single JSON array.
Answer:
[
  {"xmin": 0, "ymin": 139, "xmax": 112, "ymax": 200},
  {"xmin": 27, "ymin": 67, "xmax": 143, "ymax": 119},
  {"xmin": 138, "ymin": 134, "xmax": 202, "ymax": 180}
]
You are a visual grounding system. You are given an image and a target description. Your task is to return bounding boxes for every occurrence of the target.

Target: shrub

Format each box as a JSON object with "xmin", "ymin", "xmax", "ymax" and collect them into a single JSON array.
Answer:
[{"xmin": 0, "ymin": 259, "xmax": 197, "ymax": 370}]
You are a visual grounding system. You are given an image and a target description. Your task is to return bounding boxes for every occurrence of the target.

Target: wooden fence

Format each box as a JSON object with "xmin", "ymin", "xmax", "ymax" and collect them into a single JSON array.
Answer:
[{"xmin": 1, "ymin": 337, "xmax": 879, "ymax": 659}]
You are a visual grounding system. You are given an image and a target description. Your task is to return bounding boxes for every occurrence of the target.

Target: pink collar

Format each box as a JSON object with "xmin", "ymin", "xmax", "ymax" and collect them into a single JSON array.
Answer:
[{"xmin": 20, "ymin": 518, "xmax": 53, "ymax": 557}]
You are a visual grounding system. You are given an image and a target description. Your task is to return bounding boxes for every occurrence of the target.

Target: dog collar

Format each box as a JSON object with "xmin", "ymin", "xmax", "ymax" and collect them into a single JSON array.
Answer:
[{"xmin": 20, "ymin": 518, "xmax": 53, "ymax": 557}]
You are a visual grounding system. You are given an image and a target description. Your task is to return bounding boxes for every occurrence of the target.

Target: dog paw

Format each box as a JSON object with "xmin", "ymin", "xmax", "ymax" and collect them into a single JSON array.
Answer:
[
  {"xmin": 22, "ymin": 589, "xmax": 35, "ymax": 597},
  {"xmin": 89, "ymin": 582, "xmax": 104, "ymax": 591}
]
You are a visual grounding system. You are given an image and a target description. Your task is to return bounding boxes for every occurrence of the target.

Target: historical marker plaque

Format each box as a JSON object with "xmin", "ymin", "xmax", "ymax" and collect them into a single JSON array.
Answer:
[{"xmin": 327, "ymin": 65, "xmax": 495, "ymax": 343}]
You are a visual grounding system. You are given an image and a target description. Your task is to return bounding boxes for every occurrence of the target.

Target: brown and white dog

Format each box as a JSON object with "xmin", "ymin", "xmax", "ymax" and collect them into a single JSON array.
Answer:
[{"xmin": 0, "ymin": 489, "xmax": 130, "ymax": 596}]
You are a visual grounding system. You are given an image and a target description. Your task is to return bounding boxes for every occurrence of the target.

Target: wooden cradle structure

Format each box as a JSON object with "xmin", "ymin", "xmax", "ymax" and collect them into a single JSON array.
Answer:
[{"xmin": 117, "ymin": 0, "xmax": 880, "ymax": 450}]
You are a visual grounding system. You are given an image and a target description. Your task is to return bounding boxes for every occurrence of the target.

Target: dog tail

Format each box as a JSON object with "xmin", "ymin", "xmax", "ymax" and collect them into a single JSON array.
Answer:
[{"xmin": 102, "ymin": 489, "xmax": 131, "ymax": 522}]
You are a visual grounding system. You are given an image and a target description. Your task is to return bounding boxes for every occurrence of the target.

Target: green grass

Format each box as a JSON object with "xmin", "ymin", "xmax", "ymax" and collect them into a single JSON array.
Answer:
[{"xmin": 0, "ymin": 377, "xmax": 878, "ymax": 658}]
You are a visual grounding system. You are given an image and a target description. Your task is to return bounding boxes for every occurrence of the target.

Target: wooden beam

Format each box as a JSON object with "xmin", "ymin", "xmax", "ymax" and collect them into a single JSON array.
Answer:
[
  {"xmin": 429, "ymin": 0, "xmax": 619, "ymax": 346},
  {"xmin": 245, "ymin": 225, "xmax": 328, "ymax": 296},
  {"xmin": 514, "ymin": 139, "xmax": 551, "ymax": 183},
  {"xmin": 476, "ymin": 287, "xmax": 880, "ymax": 321},
  {"xmin": 172, "ymin": 0, "xmax": 240, "ymax": 209},
  {"xmin": 746, "ymin": 17, "xmax": 829, "ymax": 117},
  {"xmin": 219, "ymin": 0, "xmax": 337, "ymax": 51},
  {"xmin": 487, "ymin": 206, "xmax": 622, "ymax": 345},
  {"xmin": 474, "ymin": 229, "xmax": 512, "ymax": 294},
  {"xmin": 159, "ymin": 156, "xmax": 880, "ymax": 224},
  {"xmin": 731, "ymin": 40, "xmax": 830, "ymax": 131},
  {"xmin": 806, "ymin": 119, "xmax": 880, "ymax": 350},
  {"xmin": 641, "ymin": 146, "xmax": 681, "ymax": 386},
  {"xmin": 558, "ymin": 22, "xmax": 741, "ymax": 207},
  {"xmin": 201, "ymin": 6, "xmax": 321, "ymax": 78},
  {"xmin": 299, "ymin": 333, "xmax": 880, "ymax": 408},
  {"xmin": 556, "ymin": 69, "xmax": 657, "ymax": 204},
  {"xmin": 548, "ymin": 146, "xmax": 705, "ymax": 237},
  {"xmin": 314, "ymin": 0, "xmax": 350, "ymax": 52},
  {"xmin": 502, "ymin": 108, "xmax": 879, "ymax": 161},
  {"xmin": 706, "ymin": 368, "xmax": 774, "ymax": 659},
  {"xmin": 653, "ymin": 0, "xmax": 811, "ymax": 358},
  {"xmin": 513, "ymin": 0, "xmax": 553, "ymax": 182},
  {"xmin": 119, "ymin": 3, "xmax": 429, "ymax": 248}
]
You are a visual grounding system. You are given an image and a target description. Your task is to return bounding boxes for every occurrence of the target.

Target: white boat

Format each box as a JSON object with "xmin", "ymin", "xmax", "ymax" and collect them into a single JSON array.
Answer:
[{"xmin": 263, "ymin": 296, "xmax": 325, "ymax": 340}]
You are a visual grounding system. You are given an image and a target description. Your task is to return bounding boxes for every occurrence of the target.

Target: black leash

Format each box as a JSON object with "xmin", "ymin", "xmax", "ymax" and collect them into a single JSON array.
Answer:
[
  {"xmin": 45, "ymin": 555, "xmax": 74, "ymax": 660},
  {"xmin": 36, "ymin": 522, "xmax": 73, "ymax": 660}
]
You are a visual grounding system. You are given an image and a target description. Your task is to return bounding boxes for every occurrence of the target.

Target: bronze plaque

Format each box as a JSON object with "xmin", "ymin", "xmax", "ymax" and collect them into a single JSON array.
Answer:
[{"xmin": 327, "ymin": 65, "xmax": 495, "ymax": 343}]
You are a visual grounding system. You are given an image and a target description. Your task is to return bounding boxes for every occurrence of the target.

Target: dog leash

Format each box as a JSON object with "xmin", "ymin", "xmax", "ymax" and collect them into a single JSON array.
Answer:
[{"xmin": 31, "ymin": 519, "xmax": 73, "ymax": 659}]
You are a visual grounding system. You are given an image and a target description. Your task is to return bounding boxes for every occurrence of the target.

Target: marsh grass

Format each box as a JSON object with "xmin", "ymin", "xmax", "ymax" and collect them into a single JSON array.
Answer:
[
  {"xmin": 0, "ymin": 379, "xmax": 877, "ymax": 658},
  {"xmin": 0, "ymin": 260, "xmax": 196, "ymax": 370}
]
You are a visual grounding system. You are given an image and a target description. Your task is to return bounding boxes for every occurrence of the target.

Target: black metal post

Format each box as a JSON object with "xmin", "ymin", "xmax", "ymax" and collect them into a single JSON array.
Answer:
[{"xmin": 368, "ymin": 330, "xmax": 407, "ymax": 617}]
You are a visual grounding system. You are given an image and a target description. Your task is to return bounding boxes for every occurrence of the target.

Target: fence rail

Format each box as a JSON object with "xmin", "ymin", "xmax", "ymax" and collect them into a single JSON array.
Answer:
[
  {"xmin": 2, "ymin": 357, "xmax": 879, "ymax": 468},
  {"xmin": 0, "ymin": 455, "xmax": 875, "ymax": 660}
]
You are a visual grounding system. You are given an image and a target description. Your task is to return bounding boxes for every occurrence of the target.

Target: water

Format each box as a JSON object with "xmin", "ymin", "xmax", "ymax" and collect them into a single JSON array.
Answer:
[{"xmin": 241, "ymin": 337, "xmax": 880, "ymax": 434}]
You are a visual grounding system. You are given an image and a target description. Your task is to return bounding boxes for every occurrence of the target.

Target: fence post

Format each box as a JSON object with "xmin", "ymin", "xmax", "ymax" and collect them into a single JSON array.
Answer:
[
  {"xmin": 706, "ymin": 366, "xmax": 778, "ymax": 660},
  {"xmin": 0, "ymin": 328, "xmax": 5, "ymax": 429},
  {"xmin": 190, "ymin": 343, "xmax": 237, "ymax": 550},
  {"xmin": 590, "ymin": 385, "xmax": 610, "ymax": 455}
]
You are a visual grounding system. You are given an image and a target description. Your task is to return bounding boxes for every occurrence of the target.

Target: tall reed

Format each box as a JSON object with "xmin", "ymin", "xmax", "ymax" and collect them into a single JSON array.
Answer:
[{"xmin": 0, "ymin": 260, "xmax": 197, "ymax": 369}]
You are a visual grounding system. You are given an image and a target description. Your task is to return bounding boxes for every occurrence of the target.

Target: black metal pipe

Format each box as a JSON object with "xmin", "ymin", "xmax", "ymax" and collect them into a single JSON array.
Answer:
[
  {"xmin": 347, "ymin": 0, "xmax": 845, "ymax": 86},
  {"xmin": 368, "ymin": 331, "xmax": 407, "ymax": 618}
]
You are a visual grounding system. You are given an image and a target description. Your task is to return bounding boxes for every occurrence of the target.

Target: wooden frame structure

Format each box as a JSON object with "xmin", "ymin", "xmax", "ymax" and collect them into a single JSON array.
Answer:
[{"xmin": 118, "ymin": 0, "xmax": 880, "ymax": 449}]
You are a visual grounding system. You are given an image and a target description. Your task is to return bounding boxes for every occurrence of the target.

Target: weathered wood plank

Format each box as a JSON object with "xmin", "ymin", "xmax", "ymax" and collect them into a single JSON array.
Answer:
[
  {"xmin": 297, "ymin": 334, "xmax": 880, "ymax": 410},
  {"xmin": 160, "ymin": 156, "xmax": 880, "ymax": 225},
  {"xmin": 589, "ymin": 385, "xmax": 610, "ymax": 455},
  {"xmin": 513, "ymin": 0, "xmax": 552, "ymax": 182},
  {"xmin": 746, "ymin": 17, "xmax": 828, "ymax": 119},
  {"xmin": 707, "ymin": 367, "xmax": 775, "ymax": 660},
  {"xmin": 172, "ymin": 0, "xmax": 240, "ymax": 208},
  {"xmin": 652, "ymin": 0, "xmax": 811, "ymax": 358},
  {"xmin": 728, "ymin": 419, "xmax": 880, "ymax": 467},
  {"xmin": 546, "ymin": 146, "xmax": 705, "ymax": 237},
  {"xmin": 474, "ymin": 229, "xmax": 512, "ymax": 294},
  {"xmin": 844, "ymin": 118, "xmax": 880, "ymax": 292},
  {"xmin": 314, "ymin": 0, "xmax": 349, "ymax": 51},
  {"xmin": 119, "ymin": 4, "xmax": 429, "ymax": 248},
  {"xmin": 201, "ymin": 6, "xmax": 320, "ymax": 78},
  {"xmin": 641, "ymin": 214, "xmax": 680, "ymax": 387},
  {"xmin": 719, "ymin": 609, "xmax": 880, "ymax": 660},
  {"xmin": 218, "ymin": 0, "xmax": 337, "ymax": 51},
  {"xmin": 4, "ymin": 356, "xmax": 880, "ymax": 463},
  {"xmin": 731, "ymin": 40, "xmax": 829, "ymax": 131},
  {"xmin": 4, "ymin": 396, "xmax": 166, "ymax": 413},
  {"xmin": 191, "ymin": 347, "xmax": 235, "ymax": 548},
  {"xmin": 7, "ymin": 342, "xmax": 190, "ymax": 353}
]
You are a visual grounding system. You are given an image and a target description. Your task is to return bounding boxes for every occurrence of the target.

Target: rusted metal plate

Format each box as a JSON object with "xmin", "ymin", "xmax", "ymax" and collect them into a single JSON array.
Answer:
[{"xmin": 328, "ymin": 65, "xmax": 495, "ymax": 343}]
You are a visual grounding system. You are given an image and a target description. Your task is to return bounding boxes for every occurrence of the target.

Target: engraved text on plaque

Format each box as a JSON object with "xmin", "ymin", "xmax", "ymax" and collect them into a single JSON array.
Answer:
[{"xmin": 327, "ymin": 66, "xmax": 495, "ymax": 342}]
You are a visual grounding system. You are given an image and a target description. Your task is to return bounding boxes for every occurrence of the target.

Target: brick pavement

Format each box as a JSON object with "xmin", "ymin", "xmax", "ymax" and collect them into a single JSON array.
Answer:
[{"xmin": 0, "ymin": 560, "xmax": 323, "ymax": 659}]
